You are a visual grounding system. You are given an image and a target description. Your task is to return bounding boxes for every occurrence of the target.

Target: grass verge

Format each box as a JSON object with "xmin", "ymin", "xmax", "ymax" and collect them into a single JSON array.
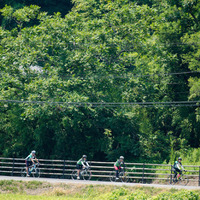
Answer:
[{"xmin": 0, "ymin": 180, "xmax": 200, "ymax": 199}]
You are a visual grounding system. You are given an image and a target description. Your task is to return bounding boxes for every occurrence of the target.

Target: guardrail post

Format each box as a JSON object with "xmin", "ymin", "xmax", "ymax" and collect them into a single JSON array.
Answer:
[
  {"xmin": 199, "ymin": 166, "xmax": 200, "ymax": 186},
  {"xmin": 63, "ymin": 160, "xmax": 66, "ymax": 179},
  {"xmin": 142, "ymin": 163, "xmax": 145, "ymax": 184},
  {"xmin": 52, "ymin": 160, "xmax": 54, "ymax": 178},
  {"xmin": 11, "ymin": 158, "xmax": 15, "ymax": 176}
]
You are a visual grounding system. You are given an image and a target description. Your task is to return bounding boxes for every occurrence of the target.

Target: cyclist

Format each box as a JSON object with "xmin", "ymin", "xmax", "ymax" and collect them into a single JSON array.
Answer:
[
  {"xmin": 114, "ymin": 156, "xmax": 125, "ymax": 180},
  {"xmin": 76, "ymin": 155, "xmax": 90, "ymax": 180},
  {"xmin": 173, "ymin": 157, "xmax": 186, "ymax": 181},
  {"xmin": 25, "ymin": 150, "xmax": 39, "ymax": 177}
]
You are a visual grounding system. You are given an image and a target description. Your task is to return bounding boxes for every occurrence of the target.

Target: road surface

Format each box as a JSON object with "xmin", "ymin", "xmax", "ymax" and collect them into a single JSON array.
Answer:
[{"xmin": 0, "ymin": 175, "xmax": 199, "ymax": 190}]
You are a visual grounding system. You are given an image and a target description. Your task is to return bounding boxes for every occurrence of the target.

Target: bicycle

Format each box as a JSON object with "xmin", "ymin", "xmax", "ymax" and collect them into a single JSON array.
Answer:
[
  {"xmin": 21, "ymin": 163, "xmax": 40, "ymax": 178},
  {"xmin": 168, "ymin": 171, "xmax": 189, "ymax": 186},
  {"xmin": 110, "ymin": 168, "xmax": 130, "ymax": 183},
  {"xmin": 71, "ymin": 166, "xmax": 91, "ymax": 180}
]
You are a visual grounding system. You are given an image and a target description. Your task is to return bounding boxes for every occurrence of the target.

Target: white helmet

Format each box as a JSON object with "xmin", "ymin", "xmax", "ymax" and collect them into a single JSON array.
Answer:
[{"xmin": 32, "ymin": 150, "xmax": 36, "ymax": 154}]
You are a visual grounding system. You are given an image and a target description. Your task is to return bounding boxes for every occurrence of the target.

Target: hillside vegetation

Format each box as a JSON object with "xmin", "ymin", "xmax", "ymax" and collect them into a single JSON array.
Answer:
[
  {"xmin": 0, "ymin": 0, "xmax": 200, "ymax": 163},
  {"xmin": 0, "ymin": 180, "xmax": 200, "ymax": 200}
]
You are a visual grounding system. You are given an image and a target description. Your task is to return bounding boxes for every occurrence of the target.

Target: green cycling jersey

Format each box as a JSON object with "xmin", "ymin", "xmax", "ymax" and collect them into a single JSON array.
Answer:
[
  {"xmin": 77, "ymin": 158, "xmax": 89, "ymax": 166},
  {"xmin": 114, "ymin": 160, "xmax": 125, "ymax": 167},
  {"xmin": 77, "ymin": 158, "xmax": 84, "ymax": 165},
  {"xmin": 25, "ymin": 153, "xmax": 35, "ymax": 161},
  {"xmin": 174, "ymin": 161, "xmax": 184, "ymax": 170}
]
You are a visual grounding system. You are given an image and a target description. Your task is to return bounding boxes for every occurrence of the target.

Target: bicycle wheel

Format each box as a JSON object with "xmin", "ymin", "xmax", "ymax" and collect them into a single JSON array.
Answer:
[
  {"xmin": 32, "ymin": 168, "xmax": 40, "ymax": 178},
  {"xmin": 82, "ymin": 171, "xmax": 91, "ymax": 181},
  {"xmin": 179, "ymin": 175, "xmax": 189, "ymax": 186},
  {"xmin": 71, "ymin": 170, "xmax": 78, "ymax": 180},
  {"xmin": 167, "ymin": 175, "xmax": 176, "ymax": 185},
  {"xmin": 109, "ymin": 171, "xmax": 116, "ymax": 182},
  {"xmin": 21, "ymin": 168, "xmax": 27, "ymax": 177},
  {"xmin": 120, "ymin": 172, "xmax": 130, "ymax": 183}
]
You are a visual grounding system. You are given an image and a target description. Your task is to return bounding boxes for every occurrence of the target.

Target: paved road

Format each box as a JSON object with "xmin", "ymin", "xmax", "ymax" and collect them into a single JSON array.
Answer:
[{"xmin": 0, "ymin": 176, "xmax": 199, "ymax": 190}]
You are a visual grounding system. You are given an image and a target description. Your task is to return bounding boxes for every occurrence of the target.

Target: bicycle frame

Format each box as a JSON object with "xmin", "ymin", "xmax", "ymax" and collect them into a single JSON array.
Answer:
[
  {"xmin": 80, "ymin": 167, "xmax": 91, "ymax": 175},
  {"xmin": 170, "ymin": 171, "xmax": 188, "ymax": 186},
  {"xmin": 28, "ymin": 163, "xmax": 39, "ymax": 174},
  {"xmin": 119, "ymin": 168, "xmax": 126, "ymax": 175},
  {"xmin": 176, "ymin": 172, "xmax": 186, "ymax": 180},
  {"xmin": 72, "ymin": 166, "xmax": 91, "ymax": 180}
]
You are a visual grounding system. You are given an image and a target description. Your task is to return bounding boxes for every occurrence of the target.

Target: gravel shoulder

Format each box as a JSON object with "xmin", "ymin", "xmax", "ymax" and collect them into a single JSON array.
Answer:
[{"xmin": 0, "ymin": 175, "xmax": 199, "ymax": 190}]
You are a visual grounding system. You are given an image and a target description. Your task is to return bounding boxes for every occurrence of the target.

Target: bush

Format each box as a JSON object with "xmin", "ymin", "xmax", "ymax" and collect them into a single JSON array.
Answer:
[
  {"xmin": 109, "ymin": 188, "xmax": 129, "ymax": 200},
  {"xmin": 128, "ymin": 192, "xmax": 148, "ymax": 200},
  {"xmin": 154, "ymin": 191, "xmax": 200, "ymax": 200}
]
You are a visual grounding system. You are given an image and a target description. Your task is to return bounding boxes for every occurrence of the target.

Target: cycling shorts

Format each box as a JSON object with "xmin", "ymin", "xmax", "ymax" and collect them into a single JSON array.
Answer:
[
  {"xmin": 173, "ymin": 167, "xmax": 181, "ymax": 173},
  {"xmin": 76, "ymin": 164, "xmax": 83, "ymax": 169},
  {"xmin": 25, "ymin": 160, "xmax": 32, "ymax": 167}
]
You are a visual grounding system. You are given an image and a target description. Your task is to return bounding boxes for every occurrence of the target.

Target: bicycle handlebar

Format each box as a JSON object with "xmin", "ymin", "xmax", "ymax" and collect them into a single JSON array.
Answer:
[
  {"xmin": 84, "ymin": 166, "xmax": 91, "ymax": 170},
  {"xmin": 30, "ymin": 162, "xmax": 39, "ymax": 168}
]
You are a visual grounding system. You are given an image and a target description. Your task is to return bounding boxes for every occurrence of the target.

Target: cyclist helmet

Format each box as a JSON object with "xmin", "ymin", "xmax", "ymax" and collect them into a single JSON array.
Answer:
[
  {"xmin": 32, "ymin": 150, "xmax": 36, "ymax": 154},
  {"xmin": 178, "ymin": 157, "xmax": 182, "ymax": 160},
  {"xmin": 120, "ymin": 156, "xmax": 124, "ymax": 160},
  {"xmin": 82, "ymin": 155, "xmax": 87, "ymax": 158}
]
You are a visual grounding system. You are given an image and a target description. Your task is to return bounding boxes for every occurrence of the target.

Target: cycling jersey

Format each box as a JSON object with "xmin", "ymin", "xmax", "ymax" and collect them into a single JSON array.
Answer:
[
  {"xmin": 114, "ymin": 160, "xmax": 125, "ymax": 167},
  {"xmin": 25, "ymin": 153, "xmax": 35, "ymax": 161},
  {"xmin": 77, "ymin": 158, "xmax": 89, "ymax": 166},
  {"xmin": 77, "ymin": 158, "xmax": 83, "ymax": 165},
  {"xmin": 174, "ymin": 161, "xmax": 184, "ymax": 170}
]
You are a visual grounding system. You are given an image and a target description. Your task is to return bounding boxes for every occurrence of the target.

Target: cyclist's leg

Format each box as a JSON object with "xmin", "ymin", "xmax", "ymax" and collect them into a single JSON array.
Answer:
[
  {"xmin": 177, "ymin": 169, "xmax": 182, "ymax": 179},
  {"xmin": 76, "ymin": 164, "xmax": 82, "ymax": 178},
  {"xmin": 26, "ymin": 161, "xmax": 32, "ymax": 176},
  {"xmin": 118, "ymin": 167, "xmax": 122, "ymax": 176},
  {"xmin": 173, "ymin": 169, "xmax": 178, "ymax": 179},
  {"xmin": 114, "ymin": 166, "xmax": 119, "ymax": 178}
]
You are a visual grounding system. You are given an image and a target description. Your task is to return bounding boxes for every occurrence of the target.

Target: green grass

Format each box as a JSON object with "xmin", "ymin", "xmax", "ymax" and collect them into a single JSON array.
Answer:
[
  {"xmin": 0, "ymin": 189, "xmax": 200, "ymax": 200},
  {"xmin": 0, "ymin": 180, "xmax": 200, "ymax": 199},
  {"xmin": 0, "ymin": 194, "xmax": 76, "ymax": 200},
  {"xmin": 0, "ymin": 180, "xmax": 51, "ymax": 194}
]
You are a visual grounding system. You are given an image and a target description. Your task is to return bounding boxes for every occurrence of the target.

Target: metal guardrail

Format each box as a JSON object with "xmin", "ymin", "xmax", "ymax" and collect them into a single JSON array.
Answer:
[{"xmin": 0, "ymin": 157, "xmax": 199, "ymax": 186}]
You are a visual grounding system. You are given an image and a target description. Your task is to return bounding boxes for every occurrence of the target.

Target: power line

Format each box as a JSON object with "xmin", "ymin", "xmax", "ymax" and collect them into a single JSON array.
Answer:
[
  {"xmin": 1, "ymin": 40, "xmax": 198, "ymax": 48},
  {"xmin": 0, "ymin": 99, "xmax": 199, "ymax": 108},
  {"xmin": 58, "ymin": 70, "xmax": 200, "ymax": 79},
  {"xmin": 63, "ymin": 41, "xmax": 200, "ymax": 46},
  {"xmin": 78, "ymin": 91, "xmax": 190, "ymax": 98},
  {"xmin": 29, "ymin": 41, "xmax": 200, "ymax": 47},
  {"xmin": 1, "ymin": 70, "xmax": 199, "ymax": 80},
  {"xmin": 68, "ymin": 41, "xmax": 200, "ymax": 47}
]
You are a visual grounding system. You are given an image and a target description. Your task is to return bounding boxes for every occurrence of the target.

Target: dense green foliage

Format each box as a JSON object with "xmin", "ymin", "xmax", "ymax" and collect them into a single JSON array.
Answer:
[
  {"xmin": 0, "ymin": 0, "xmax": 200, "ymax": 162},
  {"xmin": 171, "ymin": 147, "xmax": 200, "ymax": 166}
]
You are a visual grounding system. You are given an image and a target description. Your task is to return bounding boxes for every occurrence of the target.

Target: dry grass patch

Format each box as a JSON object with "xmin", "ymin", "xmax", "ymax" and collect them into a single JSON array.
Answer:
[{"xmin": 0, "ymin": 180, "xmax": 51, "ymax": 195}]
